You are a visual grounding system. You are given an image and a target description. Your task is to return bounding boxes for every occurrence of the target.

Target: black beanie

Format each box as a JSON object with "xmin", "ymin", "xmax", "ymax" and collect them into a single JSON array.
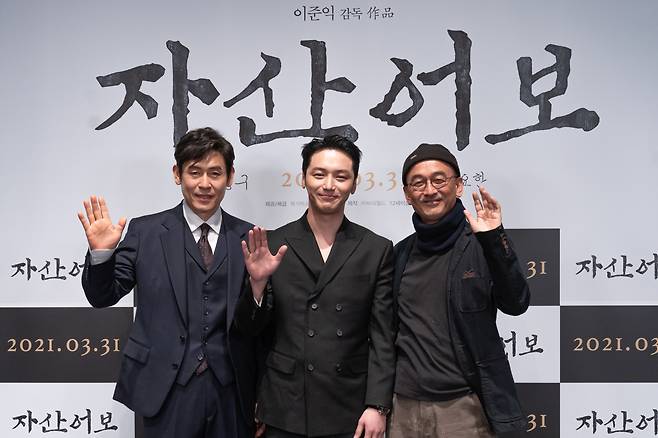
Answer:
[{"xmin": 401, "ymin": 143, "xmax": 460, "ymax": 184}]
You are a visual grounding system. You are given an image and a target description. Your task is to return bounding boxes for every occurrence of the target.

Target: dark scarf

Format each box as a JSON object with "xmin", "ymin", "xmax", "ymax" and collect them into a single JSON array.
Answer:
[{"xmin": 412, "ymin": 198, "xmax": 466, "ymax": 254}]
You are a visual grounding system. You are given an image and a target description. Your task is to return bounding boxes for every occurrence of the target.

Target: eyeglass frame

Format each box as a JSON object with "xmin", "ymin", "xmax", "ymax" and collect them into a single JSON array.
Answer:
[{"xmin": 404, "ymin": 175, "xmax": 461, "ymax": 192}]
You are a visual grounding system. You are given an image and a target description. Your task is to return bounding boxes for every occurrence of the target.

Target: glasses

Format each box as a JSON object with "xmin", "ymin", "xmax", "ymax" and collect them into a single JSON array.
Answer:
[{"xmin": 406, "ymin": 175, "xmax": 459, "ymax": 192}]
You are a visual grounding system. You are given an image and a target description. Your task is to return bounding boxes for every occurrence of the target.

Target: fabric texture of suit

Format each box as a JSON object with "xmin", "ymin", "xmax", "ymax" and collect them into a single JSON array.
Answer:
[
  {"xmin": 393, "ymin": 225, "xmax": 530, "ymax": 434},
  {"xmin": 236, "ymin": 213, "xmax": 396, "ymax": 437},
  {"xmin": 82, "ymin": 203, "xmax": 257, "ymax": 433}
]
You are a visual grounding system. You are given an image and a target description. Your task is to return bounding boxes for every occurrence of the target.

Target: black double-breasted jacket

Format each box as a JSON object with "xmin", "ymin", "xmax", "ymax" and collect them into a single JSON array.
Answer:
[{"xmin": 236, "ymin": 213, "xmax": 396, "ymax": 437}]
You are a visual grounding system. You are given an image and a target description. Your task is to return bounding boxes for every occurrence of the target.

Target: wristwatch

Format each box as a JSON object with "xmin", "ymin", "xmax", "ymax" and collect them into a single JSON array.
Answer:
[{"xmin": 370, "ymin": 405, "xmax": 391, "ymax": 416}]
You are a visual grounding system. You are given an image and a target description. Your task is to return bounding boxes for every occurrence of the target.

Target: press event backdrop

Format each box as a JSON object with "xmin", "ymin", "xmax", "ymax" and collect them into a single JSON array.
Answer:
[{"xmin": 1, "ymin": 1, "xmax": 657, "ymax": 437}]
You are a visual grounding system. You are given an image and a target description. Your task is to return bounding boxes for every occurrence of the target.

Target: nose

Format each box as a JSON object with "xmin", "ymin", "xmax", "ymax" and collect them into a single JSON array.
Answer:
[
  {"xmin": 323, "ymin": 176, "xmax": 335, "ymax": 190},
  {"xmin": 421, "ymin": 179, "xmax": 438, "ymax": 195},
  {"xmin": 199, "ymin": 174, "xmax": 211, "ymax": 188}
]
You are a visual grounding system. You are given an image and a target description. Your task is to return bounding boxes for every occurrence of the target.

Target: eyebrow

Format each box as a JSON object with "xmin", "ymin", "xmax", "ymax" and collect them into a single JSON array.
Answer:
[
  {"xmin": 309, "ymin": 167, "xmax": 351, "ymax": 174},
  {"xmin": 410, "ymin": 172, "xmax": 449, "ymax": 180},
  {"xmin": 186, "ymin": 164, "xmax": 224, "ymax": 171}
]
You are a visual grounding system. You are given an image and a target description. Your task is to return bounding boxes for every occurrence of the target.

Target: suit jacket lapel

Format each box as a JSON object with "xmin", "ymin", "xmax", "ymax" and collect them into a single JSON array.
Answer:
[
  {"xmin": 310, "ymin": 218, "xmax": 364, "ymax": 301},
  {"xmin": 223, "ymin": 211, "xmax": 248, "ymax": 330},
  {"xmin": 394, "ymin": 235, "xmax": 416, "ymax": 294},
  {"xmin": 284, "ymin": 217, "xmax": 324, "ymax": 281},
  {"xmin": 161, "ymin": 204, "xmax": 189, "ymax": 326},
  {"xmin": 448, "ymin": 227, "xmax": 472, "ymax": 278}
]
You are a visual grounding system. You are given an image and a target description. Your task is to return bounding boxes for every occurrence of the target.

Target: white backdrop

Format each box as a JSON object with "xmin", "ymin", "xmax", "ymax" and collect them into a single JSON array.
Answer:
[{"xmin": 2, "ymin": 1, "xmax": 657, "ymax": 437}]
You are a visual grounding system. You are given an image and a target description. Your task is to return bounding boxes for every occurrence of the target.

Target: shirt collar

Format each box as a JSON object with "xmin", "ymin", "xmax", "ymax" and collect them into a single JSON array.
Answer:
[{"xmin": 182, "ymin": 201, "xmax": 222, "ymax": 234}]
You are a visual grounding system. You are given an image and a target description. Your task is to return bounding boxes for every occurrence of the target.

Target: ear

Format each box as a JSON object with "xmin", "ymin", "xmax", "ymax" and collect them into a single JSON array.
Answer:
[
  {"xmin": 173, "ymin": 164, "xmax": 181, "ymax": 185},
  {"xmin": 403, "ymin": 185, "xmax": 413, "ymax": 205},
  {"xmin": 350, "ymin": 177, "xmax": 357, "ymax": 194},
  {"xmin": 301, "ymin": 170, "xmax": 306, "ymax": 189},
  {"xmin": 227, "ymin": 167, "xmax": 235, "ymax": 187},
  {"xmin": 456, "ymin": 177, "xmax": 464, "ymax": 198}
]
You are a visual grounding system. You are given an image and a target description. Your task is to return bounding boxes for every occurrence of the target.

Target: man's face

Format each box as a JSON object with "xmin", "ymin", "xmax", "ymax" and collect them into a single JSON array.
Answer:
[
  {"xmin": 403, "ymin": 160, "xmax": 463, "ymax": 224},
  {"xmin": 173, "ymin": 151, "xmax": 234, "ymax": 221},
  {"xmin": 303, "ymin": 148, "xmax": 357, "ymax": 217}
]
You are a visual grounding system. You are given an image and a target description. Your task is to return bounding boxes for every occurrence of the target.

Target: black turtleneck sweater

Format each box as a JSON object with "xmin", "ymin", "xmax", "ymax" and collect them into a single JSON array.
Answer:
[{"xmin": 394, "ymin": 199, "xmax": 471, "ymax": 401}]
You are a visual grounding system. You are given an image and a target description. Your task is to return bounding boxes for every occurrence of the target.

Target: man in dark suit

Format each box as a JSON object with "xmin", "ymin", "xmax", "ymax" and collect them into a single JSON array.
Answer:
[
  {"xmin": 78, "ymin": 127, "xmax": 271, "ymax": 438},
  {"xmin": 236, "ymin": 135, "xmax": 396, "ymax": 438}
]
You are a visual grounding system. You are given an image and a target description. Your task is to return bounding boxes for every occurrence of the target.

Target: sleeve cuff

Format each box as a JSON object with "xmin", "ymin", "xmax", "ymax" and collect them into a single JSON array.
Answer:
[{"xmin": 89, "ymin": 248, "xmax": 114, "ymax": 265}]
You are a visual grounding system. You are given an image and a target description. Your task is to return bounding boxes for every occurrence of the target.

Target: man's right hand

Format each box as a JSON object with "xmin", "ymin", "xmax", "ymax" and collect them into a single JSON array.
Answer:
[{"xmin": 77, "ymin": 195, "xmax": 127, "ymax": 250}]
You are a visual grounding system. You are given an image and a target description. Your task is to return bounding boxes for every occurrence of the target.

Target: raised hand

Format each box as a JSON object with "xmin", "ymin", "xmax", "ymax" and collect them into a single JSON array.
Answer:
[
  {"xmin": 463, "ymin": 186, "xmax": 502, "ymax": 233},
  {"xmin": 77, "ymin": 196, "xmax": 127, "ymax": 250},
  {"xmin": 242, "ymin": 227, "xmax": 287, "ymax": 299}
]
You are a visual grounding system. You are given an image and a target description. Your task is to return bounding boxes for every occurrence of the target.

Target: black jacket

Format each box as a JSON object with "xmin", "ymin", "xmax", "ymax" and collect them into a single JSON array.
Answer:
[
  {"xmin": 236, "ymin": 214, "xmax": 396, "ymax": 436},
  {"xmin": 393, "ymin": 225, "xmax": 530, "ymax": 434}
]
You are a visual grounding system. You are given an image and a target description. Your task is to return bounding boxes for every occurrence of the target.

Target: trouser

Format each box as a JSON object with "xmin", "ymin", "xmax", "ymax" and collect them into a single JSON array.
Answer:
[
  {"xmin": 266, "ymin": 425, "xmax": 352, "ymax": 438},
  {"xmin": 388, "ymin": 392, "xmax": 495, "ymax": 438},
  {"xmin": 142, "ymin": 370, "xmax": 248, "ymax": 438}
]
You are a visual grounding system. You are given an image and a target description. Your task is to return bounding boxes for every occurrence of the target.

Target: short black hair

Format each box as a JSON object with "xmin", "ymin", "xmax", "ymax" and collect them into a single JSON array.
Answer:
[
  {"xmin": 301, "ymin": 135, "xmax": 362, "ymax": 178},
  {"xmin": 174, "ymin": 127, "xmax": 235, "ymax": 171}
]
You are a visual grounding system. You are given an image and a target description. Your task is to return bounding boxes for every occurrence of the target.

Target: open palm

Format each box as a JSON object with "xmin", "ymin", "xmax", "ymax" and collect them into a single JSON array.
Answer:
[
  {"xmin": 464, "ymin": 186, "xmax": 502, "ymax": 233},
  {"xmin": 77, "ymin": 195, "xmax": 126, "ymax": 250},
  {"xmin": 242, "ymin": 226, "xmax": 287, "ymax": 282}
]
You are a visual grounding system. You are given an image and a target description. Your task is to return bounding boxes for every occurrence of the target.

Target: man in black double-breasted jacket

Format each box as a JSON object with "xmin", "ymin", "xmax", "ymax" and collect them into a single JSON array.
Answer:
[{"xmin": 237, "ymin": 135, "xmax": 396, "ymax": 438}]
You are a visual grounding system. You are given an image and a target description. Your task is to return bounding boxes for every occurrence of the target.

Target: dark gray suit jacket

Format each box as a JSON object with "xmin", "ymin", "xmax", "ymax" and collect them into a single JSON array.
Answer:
[{"xmin": 82, "ymin": 204, "xmax": 257, "ymax": 424}]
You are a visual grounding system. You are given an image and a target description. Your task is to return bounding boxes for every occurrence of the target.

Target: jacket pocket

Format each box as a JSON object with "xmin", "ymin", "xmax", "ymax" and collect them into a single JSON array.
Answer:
[
  {"xmin": 266, "ymin": 350, "xmax": 296, "ymax": 375},
  {"xmin": 123, "ymin": 338, "xmax": 150, "ymax": 364},
  {"xmin": 459, "ymin": 277, "xmax": 491, "ymax": 312}
]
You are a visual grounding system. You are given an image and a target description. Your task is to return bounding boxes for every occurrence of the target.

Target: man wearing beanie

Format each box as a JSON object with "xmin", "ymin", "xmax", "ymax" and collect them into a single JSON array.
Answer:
[{"xmin": 389, "ymin": 143, "xmax": 530, "ymax": 437}]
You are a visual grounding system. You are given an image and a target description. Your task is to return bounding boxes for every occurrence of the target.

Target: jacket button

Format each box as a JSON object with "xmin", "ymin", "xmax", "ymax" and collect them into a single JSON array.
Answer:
[
  {"xmin": 171, "ymin": 363, "xmax": 179, "ymax": 370},
  {"xmin": 335, "ymin": 304, "xmax": 342, "ymax": 311},
  {"xmin": 307, "ymin": 329, "xmax": 315, "ymax": 337},
  {"xmin": 179, "ymin": 335, "xmax": 186, "ymax": 343},
  {"xmin": 336, "ymin": 329, "xmax": 343, "ymax": 337},
  {"xmin": 311, "ymin": 303, "xmax": 318, "ymax": 310},
  {"xmin": 307, "ymin": 363, "xmax": 314, "ymax": 372},
  {"xmin": 204, "ymin": 281, "xmax": 209, "ymax": 286},
  {"xmin": 197, "ymin": 353, "xmax": 204, "ymax": 361},
  {"xmin": 335, "ymin": 363, "xmax": 342, "ymax": 373}
]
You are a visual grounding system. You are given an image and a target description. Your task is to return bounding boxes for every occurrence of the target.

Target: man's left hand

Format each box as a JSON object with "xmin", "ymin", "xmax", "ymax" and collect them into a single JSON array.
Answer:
[
  {"xmin": 242, "ymin": 226, "xmax": 287, "ymax": 301},
  {"xmin": 353, "ymin": 407, "xmax": 386, "ymax": 438},
  {"xmin": 464, "ymin": 186, "xmax": 502, "ymax": 233}
]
